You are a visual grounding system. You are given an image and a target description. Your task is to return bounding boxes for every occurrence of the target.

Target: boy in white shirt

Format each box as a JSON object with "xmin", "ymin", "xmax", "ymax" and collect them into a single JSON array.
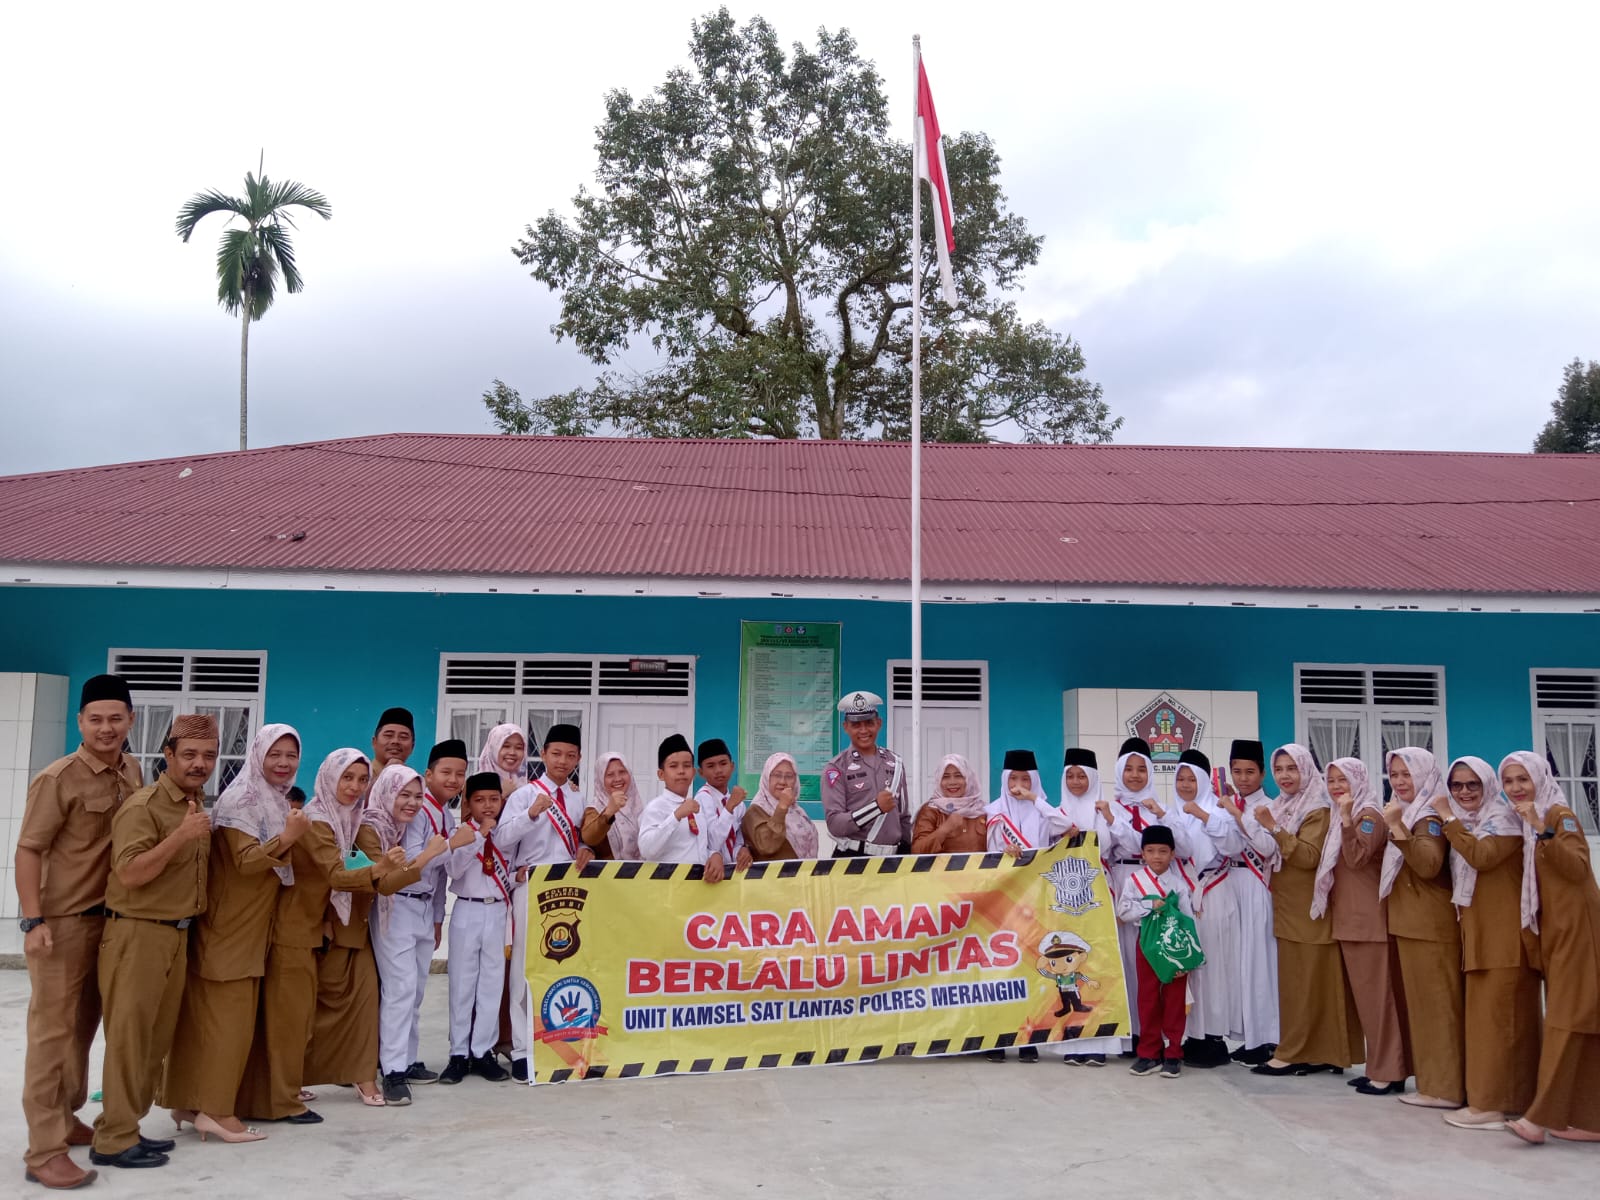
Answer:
[
  {"xmin": 639, "ymin": 734, "xmax": 729, "ymax": 883},
  {"xmin": 1116, "ymin": 825, "xmax": 1197, "ymax": 1079},
  {"xmin": 438, "ymin": 773, "xmax": 513, "ymax": 1085},
  {"xmin": 695, "ymin": 737, "xmax": 753, "ymax": 872}
]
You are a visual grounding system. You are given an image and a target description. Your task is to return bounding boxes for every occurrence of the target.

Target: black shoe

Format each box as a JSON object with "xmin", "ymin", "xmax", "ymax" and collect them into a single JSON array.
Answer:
[
  {"xmin": 1084, "ymin": 1053, "xmax": 1107, "ymax": 1068},
  {"xmin": 984, "ymin": 1049, "xmax": 1006, "ymax": 1063},
  {"xmin": 381, "ymin": 1072, "xmax": 413, "ymax": 1106},
  {"xmin": 1298, "ymin": 1063, "xmax": 1345, "ymax": 1076},
  {"xmin": 1355, "ymin": 1080, "xmax": 1405, "ymax": 1096},
  {"xmin": 470, "ymin": 1052, "xmax": 509, "ymax": 1082},
  {"xmin": 437, "ymin": 1055, "xmax": 470, "ymax": 1085},
  {"xmin": 1181, "ymin": 1036, "xmax": 1230, "ymax": 1069},
  {"xmin": 89, "ymin": 1144, "xmax": 169, "ymax": 1169},
  {"xmin": 1160, "ymin": 1059, "xmax": 1182, "ymax": 1079},
  {"xmin": 405, "ymin": 1061, "xmax": 439, "ymax": 1084},
  {"xmin": 1129, "ymin": 1057, "xmax": 1161, "ymax": 1076},
  {"xmin": 281, "ymin": 1109, "xmax": 323, "ymax": 1125},
  {"xmin": 511, "ymin": 1057, "xmax": 529, "ymax": 1082},
  {"xmin": 1232, "ymin": 1043, "xmax": 1275, "ymax": 1066},
  {"xmin": 1251, "ymin": 1061, "xmax": 1301, "ymax": 1077},
  {"xmin": 1018, "ymin": 1046, "xmax": 1039, "ymax": 1063},
  {"xmin": 138, "ymin": 1136, "xmax": 176, "ymax": 1154},
  {"xmin": 1347, "ymin": 1075, "xmax": 1370, "ymax": 1088}
]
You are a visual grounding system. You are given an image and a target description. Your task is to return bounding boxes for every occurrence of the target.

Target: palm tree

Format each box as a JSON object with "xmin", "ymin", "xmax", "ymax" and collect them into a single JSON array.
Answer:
[{"xmin": 176, "ymin": 165, "xmax": 331, "ymax": 449}]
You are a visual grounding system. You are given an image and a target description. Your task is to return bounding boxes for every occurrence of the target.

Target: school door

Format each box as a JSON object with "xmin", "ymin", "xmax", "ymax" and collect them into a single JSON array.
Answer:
[
  {"xmin": 885, "ymin": 661, "xmax": 988, "ymax": 816},
  {"xmin": 592, "ymin": 702, "xmax": 690, "ymax": 799}
]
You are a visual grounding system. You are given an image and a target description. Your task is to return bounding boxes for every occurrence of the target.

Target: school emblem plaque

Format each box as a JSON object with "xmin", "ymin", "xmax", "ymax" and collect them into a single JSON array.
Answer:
[
  {"xmin": 1125, "ymin": 694, "xmax": 1205, "ymax": 770},
  {"xmin": 537, "ymin": 885, "xmax": 588, "ymax": 963}
]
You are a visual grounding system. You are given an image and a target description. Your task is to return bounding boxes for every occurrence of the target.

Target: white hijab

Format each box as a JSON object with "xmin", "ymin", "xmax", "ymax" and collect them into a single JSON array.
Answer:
[
  {"xmin": 1313, "ymin": 756, "xmax": 1381, "ymax": 919},
  {"xmin": 1499, "ymin": 750, "xmax": 1568, "ymax": 933},
  {"xmin": 1058, "ymin": 756, "xmax": 1114, "ymax": 853},
  {"xmin": 477, "ymin": 723, "xmax": 527, "ymax": 795},
  {"xmin": 210, "ymin": 723, "xmax": 300, "ymax": 886},
  {"xmin": 1112, "ymin": 751, "xmax": 1159, "ymax": 829},
  {"xmin": 1173, "ymin": 761, "xmax": 1222, "ymax": 872},
  {"xmin": 1378, "ymin": 746, "xmax": 1446, "ymax": 900},
  {"xmin": 1443, "ymin": 755, "xmax": 1523, "ymax": 909},
  {"xmin": 986, "ymin": 767, "xmax": 1059, "ymax": 850},
  {"xmin": 587, "ymin": 751, "xmax": 645, "ymax": 859},
  {"xmin": 305, "ymin": 748, "xmax": 371, "ymax": 925}
]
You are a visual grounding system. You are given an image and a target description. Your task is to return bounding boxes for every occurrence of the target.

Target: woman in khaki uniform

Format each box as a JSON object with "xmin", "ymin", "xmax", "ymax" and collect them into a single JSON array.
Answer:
[
  {"xmin": 1325, "ymin": 757, "xmax": 1410, "ymax": 1095},
  {"xmin": 742, "ymin": 753, "xmax": 820, "ymax": 861},
  {"xmin": 581, "ymin": 752, "xmax": 645, "ymax": 860},
  {"xmin": 910, "ymin": 754, "xmax": 987, "ymax": 855},
  {"xmin": 1433, "ymin": 756, "xmax": 1541, "ymax": 1131},
  {"xmin": 1501, "ymin": 751, "xmax": 1600, "ymax": 1145},
  {"xmin": 163, "ymin": 724, "xmax": 310, "ymax": 1143},
  {"xmin": 1251, "ymin": 743, "xmax": 1360, "ymax": 1076},
  {"xmin": 1380, "ymin": 746, "xmax": 1465, "ymax": 1109},
  {"xmin": 236, "ymin": 750, "xmax": 398, "ymax": 1123}
]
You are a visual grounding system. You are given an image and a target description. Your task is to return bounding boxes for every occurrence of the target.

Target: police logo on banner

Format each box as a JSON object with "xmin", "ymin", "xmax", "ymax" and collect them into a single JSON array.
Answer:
[
  {"xmin": 1040, "ymin": 856, "xmax": 1102, "ymax": 915},
  {"xmin": 538, "ymin": 885, "xmax": 588, "ymax": 963},
  {"xmin": 538, "ymin": 976, "xmax": 606, "ymax": 1043}
]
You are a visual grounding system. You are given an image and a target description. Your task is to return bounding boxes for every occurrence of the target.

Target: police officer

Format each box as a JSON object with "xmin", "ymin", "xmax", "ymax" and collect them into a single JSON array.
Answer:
[{"xmin": 820, "ymin": 691, "xmax": 910, "ymax": 856}]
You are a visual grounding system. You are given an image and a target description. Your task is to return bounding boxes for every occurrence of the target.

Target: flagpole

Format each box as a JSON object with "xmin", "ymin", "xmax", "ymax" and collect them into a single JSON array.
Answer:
[{"xmin": 909, "ymin": 34, "xmax": 924, "ymax": 814}]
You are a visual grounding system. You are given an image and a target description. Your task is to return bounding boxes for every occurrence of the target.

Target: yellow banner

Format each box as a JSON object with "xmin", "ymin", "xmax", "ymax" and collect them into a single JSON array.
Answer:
[{"xmin": 524, "ymin": 840, "xmax": 1129, "ymax": 1082}]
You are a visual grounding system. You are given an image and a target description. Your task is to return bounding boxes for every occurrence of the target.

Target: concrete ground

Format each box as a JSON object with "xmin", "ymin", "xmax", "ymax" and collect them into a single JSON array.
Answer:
[{"xmin": 1, "ymin": 970, "xmax": 1593, "ymax": 1198}]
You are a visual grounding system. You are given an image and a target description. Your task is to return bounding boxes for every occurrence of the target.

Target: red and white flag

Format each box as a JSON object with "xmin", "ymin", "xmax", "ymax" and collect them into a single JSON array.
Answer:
[{"xmin": 915, "ymin": 55, "xmax": 958, "ymax": 306}]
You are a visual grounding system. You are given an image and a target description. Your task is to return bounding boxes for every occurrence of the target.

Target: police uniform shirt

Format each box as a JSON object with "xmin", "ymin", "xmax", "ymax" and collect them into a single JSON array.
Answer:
[{"xmin": 821, "ymin": 744, "xmax": 910, "ymax": 846}]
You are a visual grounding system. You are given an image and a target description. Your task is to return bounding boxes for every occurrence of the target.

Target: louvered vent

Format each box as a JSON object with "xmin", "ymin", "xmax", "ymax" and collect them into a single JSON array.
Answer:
[
  {"xmin": 112, "ymin": 651, "xmax": 265, "ymax": 694},
  {"xmin": 111, "ymin": 653, "xmax": 185, "ymax": 692},
  {"xmin": 598, "ymin": 659, "xmax": 692, "ymax": 697},
  {"xmin": 1372, "ymin": 670, "xmax": 1441, "ymax": 707},
  {"xmin": 1298, "ymin": 668, "xmax": 1367, "ymax": 705},
  {"xmin": 443, "ymin": 659, "xmax": 518, "ymax": 695},
  {"xmin": 1535, "ymin": 673, "xmax": 1600, "ymax": 710},
  {"xmin": 522, "ymin": 660, "xmax": 595, "ymax": 696},
  {"xmin": 892, "ymin": 665, "xmax": 985, "ymax": 703}
]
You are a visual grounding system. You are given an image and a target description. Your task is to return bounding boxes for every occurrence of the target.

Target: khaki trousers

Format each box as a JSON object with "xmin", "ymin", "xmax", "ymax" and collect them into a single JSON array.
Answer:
[
  {"xmin": 21, "ymin": 914, "xmax": 104, "ymax": 1170},
  {"xmin": 91, "ymin": 918, "xmax": 188, "ymax": 1155}
]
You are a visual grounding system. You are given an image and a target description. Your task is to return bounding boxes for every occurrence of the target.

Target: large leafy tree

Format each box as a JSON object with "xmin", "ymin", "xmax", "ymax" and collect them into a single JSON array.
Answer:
[
  {"xmin": 1533, "ymin": 358, "xmax": 1600, "ymax": 453},
  {"xmin": 177, "ymin": 167, "xmax": 331, "ymax": 450},
  {"xmin": 501, "ymin": 9, "xmax": 1115, "ymax": 443}
]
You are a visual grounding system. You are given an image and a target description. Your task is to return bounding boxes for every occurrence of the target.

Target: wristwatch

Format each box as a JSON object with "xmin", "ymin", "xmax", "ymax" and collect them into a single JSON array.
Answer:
[{"xmin": 19, "ymin": 916, "xmax": 45, "ymax": 934}]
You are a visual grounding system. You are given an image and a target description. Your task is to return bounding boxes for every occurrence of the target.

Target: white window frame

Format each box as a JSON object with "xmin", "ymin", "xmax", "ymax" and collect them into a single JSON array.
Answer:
[
  {"xmin": 1530, "ymin": 668, "xmax": 1600, "ymax": 837},
  {"xmin": 1294, "ymin": 662, "xmax": 1447, "ymax": 790},
  {"xmin": 885, "ymin": 659, "xmax": 990, "ymax": 802},
  {"xmin": 106, "ymin": 647, "xmax": 268, "ymax": 798},
  {"xmin": 436, "ymin": 652, "xmax": 696, "ymax": 795}
]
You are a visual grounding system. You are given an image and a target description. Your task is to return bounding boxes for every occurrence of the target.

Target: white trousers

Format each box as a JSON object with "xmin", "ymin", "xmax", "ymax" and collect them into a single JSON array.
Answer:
[
  {"xmin": 447, "ymin": 899, "xmax": 507, "ymax": 1057},
  {"xmin": 1222, "ymin": 870, "xmax": 1280, "ymax": 1047},
  {"xmin": 1186, "ymin": 871, "xmax": 1243, "ymax": 1040},
  {"xmin": 1108, "ymin": 861, "xmax": 1140, "ymax": 1026},
  {"xmin": 372, "ymin": 892, "xmax": 435, "ymax": 1075},
  {"xmin": 508, "ymin": 881, "xmax": 531, "ymax": 1059}
]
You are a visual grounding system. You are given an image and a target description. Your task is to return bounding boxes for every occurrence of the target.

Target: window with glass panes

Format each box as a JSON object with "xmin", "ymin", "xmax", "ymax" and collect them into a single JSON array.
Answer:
[
  {"xmin": 1295, "ymin": 665, "xmax": 1446, "ymax": 799},
  {"xmin": 1532, "ymin": 671, "xmax": 1600, "ymax": 835},
  {"xmin": 107, "ymin": 650, "xmax": 266, "ymax": 801}
]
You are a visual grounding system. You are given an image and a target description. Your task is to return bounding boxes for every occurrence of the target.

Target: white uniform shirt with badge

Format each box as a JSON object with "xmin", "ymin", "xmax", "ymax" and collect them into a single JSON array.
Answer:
[
  {"xmin": 447, "ymin": 823, "xmax": 513, "ymax": 899},
  {"xmin": 638, "ymin": 788, "xmax": 719, "ymax": 864},
  {"xmin": 417, "ymin": 790, "xmax": 458, "ymax": 925},
  {"xmin": 694, "ymin": 783, "xmax": 745, "ymax": 863},
  {"xmin": 1114, "ymin": 862, "xmax": 1197, "ymax": 924},
  {"xmin": 500, "ymin": 777, "xmax": 584, "ymax": 867},
  {"xmin": 821, "ymin": 745, "xmax": 911, "ymax": 847}
]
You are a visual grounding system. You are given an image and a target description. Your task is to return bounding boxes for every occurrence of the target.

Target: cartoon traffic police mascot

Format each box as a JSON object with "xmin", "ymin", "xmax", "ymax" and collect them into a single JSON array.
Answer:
[{"xmin": 1037, "ymin": 931, "xmax": 1096, "ymax": 1017}]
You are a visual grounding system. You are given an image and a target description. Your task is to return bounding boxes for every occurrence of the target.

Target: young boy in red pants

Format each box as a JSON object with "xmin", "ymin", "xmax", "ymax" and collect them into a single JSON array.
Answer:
[{"xmin": 1116, "ymin": 824, "xmax": 1196, "ymax": 1079}]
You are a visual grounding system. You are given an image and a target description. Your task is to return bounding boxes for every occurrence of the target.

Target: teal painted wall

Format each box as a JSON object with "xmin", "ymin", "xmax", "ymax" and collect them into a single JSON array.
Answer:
[{"xmin": 2, "ymin": 587, "xmax": 1594, "ymax": 785}]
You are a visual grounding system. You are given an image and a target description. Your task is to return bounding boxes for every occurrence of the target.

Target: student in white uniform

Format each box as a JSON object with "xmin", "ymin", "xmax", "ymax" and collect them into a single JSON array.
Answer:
[
  {"xmin": 499, "ymin": 729, "xmax": 588, "ymax": 1088},
  {"xmin": 639, "ymin": 734, "xmax": 730, "ymax": 882},
  {"xmin": 438, "ymin": 773, "xmax": 513, "ymax": 1085},
  {"xmin": 1106, "ymin": 736, "xmax": 1163, "ymax": 1043},
  {"xmin": 1057, "ymin": 747, "xmax": 1133, "ymax": 1066},
  {"xmin": 1169, "ymin": 749, "xmax": 1239, "ymax": 1069},
  {"xmin": 1216, "ymin": 738, "xmax": 1279, "ymax": 1064},
  {"xmin": 1116, "ymin": 825, "xmax": 1199, "ymax": 1079},
  {"xmin": 497, "ymin": 725, "xmax": 593, "ymax": 1081},
  {"xmin": 695, "ymin": 738, "xmax": 753, "ymax": 872},
  {"xmin": 367, "ymin": 765, "xmax": 473, "ymax": 1105}
]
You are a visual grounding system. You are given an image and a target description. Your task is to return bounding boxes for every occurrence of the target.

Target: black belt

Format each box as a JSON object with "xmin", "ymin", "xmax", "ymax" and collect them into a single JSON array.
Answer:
[
  {"xmin": 455, "ymin": 896, "xmax": 502, "ymax": 904},
  {"xmin": 398, "ymin": 891, "xmax": 432, "ymax": 901},
  {"xmin": 106, "ymin": 910, "xmax": 194, "ymax": 930},
  {"xmin": 1112, "ymin": 858, "xmax": 1144, "ymax": 866},
  {"xmin": 78, "ymin": 904, "xmax": 108, "ymax": 918}
]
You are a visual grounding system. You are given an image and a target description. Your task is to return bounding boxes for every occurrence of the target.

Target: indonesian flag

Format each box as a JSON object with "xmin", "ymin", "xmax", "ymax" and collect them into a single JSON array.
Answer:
[{"xmin": 915, "ymin": 57, "xmax": 958, "ymax": 306}]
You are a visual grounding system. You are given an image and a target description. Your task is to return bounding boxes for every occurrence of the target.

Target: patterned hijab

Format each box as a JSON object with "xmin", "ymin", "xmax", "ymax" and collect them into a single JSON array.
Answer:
[
  {"xmin": 750, "ymin": 752, "xmax": 819, "ymax": 858},
  {"xmin": 305, "ymin": 748, "xmax": 371, "ymax": 925},
  {"xmin": 1378, "ymin": 747, "xmax": 1445, "ymax": 900},
  {"xmin": 1500, "ymin": 750, "xmax": 1569, "ymax": 933},
  {"xmin": 1313, "ymin": 757, "xmax": 1380, "ymax": 918},
  {"xmin": 587, "ymin": 751, "xmax": 645, "ymax": 859},
  {"xmin": 363, "ymin": 763, "xmax": 422, "ymax": 934},
  {"xmin": 477, "ymin": 723, "xmax": 527, "ymax": 794},
  {"xmin": 1443, "ymin": 756, "xmax": 1523, "ymax": 908},
  {"xmin": 925, "ymin": 753, "xmax": 986, "ymax": 819},
  {"xmin": 1268, "ymin": 746, "xmax": 1333, "ymax": 908},
  {"xmin": 210, "ymin": 723, "xmax": 300, "ymax": 886}
]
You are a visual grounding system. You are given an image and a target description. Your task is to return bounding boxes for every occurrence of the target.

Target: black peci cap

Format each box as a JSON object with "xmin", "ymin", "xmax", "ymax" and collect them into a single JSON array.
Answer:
[
  {"xmin": 1178, "ymin": 748, "xmax": 1211, "ymax": 773},
  {"xmin": 658, "ymin": 733, "xmax": 692, "ymax": 767},
  {"xmin": 1119, "ymin": 737, "xmax": 1153, "ymax": 759},
  {"xmin": 428, "ymin": 739, "xmax": 468, "ymax": 766},
  {"xmin": 79, "ymin": 673, "xmax": 132, "ymax": 711},
  {"xmin": 1002, "ymin": 748, "xmax": 1039, "ymax": 772},
  {"xmin": 696, "ymin": 737, "xmax": 732, "ymax": 764},
  {"xmin": 1229, "ymin": 739, "xmax": 1266, "ymax": 768},
  {"xmin": 1063, "ymin": 747, "xmax": 1098, "ymax": 770},
  {"xmin": 464, "ymin": 771, "xmax": 502, "ymax": 798},
  {"xmin": 544, "ymin": 723, "xmax": 582, "ymax": 750},
  {"xmin": 1141, "ymin": 824, "xmax": 1176, "ymax": 849},
  {"xmin": 375, "ymin": 707, "xmax": 414, "ymax": 736}
]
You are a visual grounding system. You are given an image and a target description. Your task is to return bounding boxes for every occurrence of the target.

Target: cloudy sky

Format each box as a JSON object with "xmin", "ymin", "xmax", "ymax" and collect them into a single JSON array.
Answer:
[{"xmin": 2, "ymin": 1, "xmax": 1596, "ymax": 474}]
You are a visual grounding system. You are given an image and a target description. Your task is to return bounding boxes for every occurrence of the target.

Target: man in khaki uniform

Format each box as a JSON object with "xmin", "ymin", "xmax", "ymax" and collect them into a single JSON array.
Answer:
[
  {"xmin": 89, "ymin": 714, "xmax": 215, "ymax": 1171},
  {"xmin": 17, "ymin": 674, "xmax": 142, "ymax": 1190}
]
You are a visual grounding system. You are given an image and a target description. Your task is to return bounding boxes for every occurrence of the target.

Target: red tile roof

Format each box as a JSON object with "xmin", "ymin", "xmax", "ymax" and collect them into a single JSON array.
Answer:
[{"xmin": 0, "ymin": 435, "xmax": 1597, "ymax": 594}]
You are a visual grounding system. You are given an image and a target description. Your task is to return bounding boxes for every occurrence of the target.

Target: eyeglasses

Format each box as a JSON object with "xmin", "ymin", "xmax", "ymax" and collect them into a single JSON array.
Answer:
[{"xmin": 1447, "ymin": 780, "xmax": 1484, "ymax": 793}]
